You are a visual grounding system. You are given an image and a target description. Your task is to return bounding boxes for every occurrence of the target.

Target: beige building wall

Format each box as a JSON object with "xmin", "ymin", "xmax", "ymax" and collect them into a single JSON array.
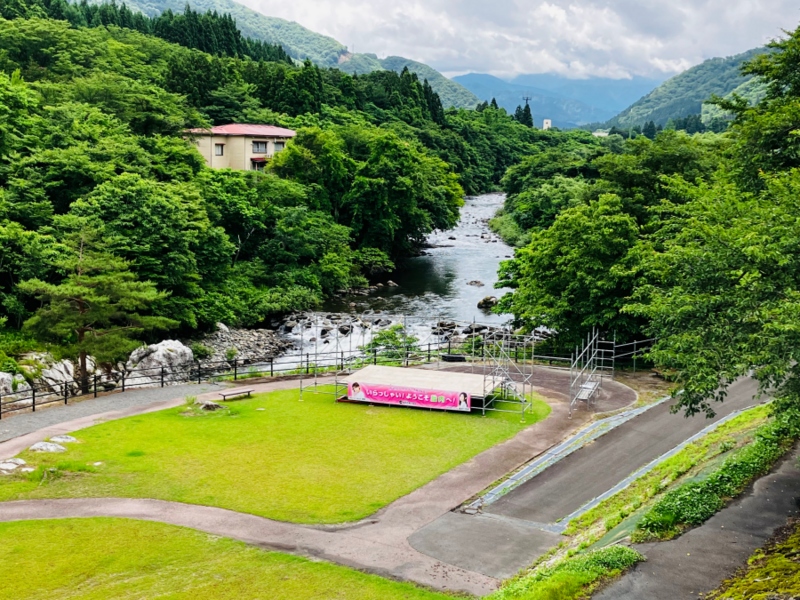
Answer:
[{"xmin": 192, "ymin": 135, "xmax": 291, "ymax": 171}]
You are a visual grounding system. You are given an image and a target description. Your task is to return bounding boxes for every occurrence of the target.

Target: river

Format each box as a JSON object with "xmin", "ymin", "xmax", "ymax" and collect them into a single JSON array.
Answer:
[{"xmin": 322, "ymin": 193, "xmax": 514, "ymax": 324}]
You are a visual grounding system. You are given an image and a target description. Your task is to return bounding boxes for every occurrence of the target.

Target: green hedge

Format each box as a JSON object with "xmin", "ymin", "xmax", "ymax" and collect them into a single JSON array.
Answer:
[
  {"xmin": 491, "ymin": 545, "xmax": 643, "ymax": 600},
  {"xmin": 636, "ymin": 408, "xmax": 799, "ymax": 538}
]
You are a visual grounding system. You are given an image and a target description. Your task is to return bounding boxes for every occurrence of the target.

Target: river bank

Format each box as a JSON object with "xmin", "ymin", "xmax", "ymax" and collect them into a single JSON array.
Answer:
[{"xmin": 323, "ymin": 194, "xmax": 514, "ymax": 324}]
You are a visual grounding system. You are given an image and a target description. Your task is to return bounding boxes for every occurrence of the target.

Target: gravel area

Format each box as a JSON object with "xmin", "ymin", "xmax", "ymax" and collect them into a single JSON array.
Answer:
[{"xmin": 0, "ymin": 383, "xmax": 225, "ymax": 443}]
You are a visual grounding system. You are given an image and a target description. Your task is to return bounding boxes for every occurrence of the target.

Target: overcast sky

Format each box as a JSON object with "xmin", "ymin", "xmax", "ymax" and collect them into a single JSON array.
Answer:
[{"xmin": 240, "ymin": 0, "xmax": 798, "ymax": 80}]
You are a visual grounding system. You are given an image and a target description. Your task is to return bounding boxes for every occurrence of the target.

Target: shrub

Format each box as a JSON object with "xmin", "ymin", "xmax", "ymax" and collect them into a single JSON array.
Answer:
[
  {"xmin": 636, "ymin": 410, "xmax": 799, "ymax": 539},
  {"xmin": 225, "ymin": 347, "xmax": 239, "ymax": 361},
  {"xmin": 190, "ymin": 343, "xmax": 214, "ymax": 361},
  {"xmin": 492, "ymin": 546, "xmax": 643, "ymax": 600}
]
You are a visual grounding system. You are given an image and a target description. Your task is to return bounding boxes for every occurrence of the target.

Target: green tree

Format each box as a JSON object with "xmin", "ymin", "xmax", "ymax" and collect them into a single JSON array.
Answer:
[
  {"xmin": 19, "ymin": 217, "xmax": 176, "ymax": 390},
  {"xmin": 628, "ymin": 170, "xmax": 800, "ymax": 418},
  {"xmin": 497, "ymin": 194, "xmax": 645, "ymax": 346},
  {"xmin": 521, "ymin": 104, "xmax": 534, "ymax": 128}
]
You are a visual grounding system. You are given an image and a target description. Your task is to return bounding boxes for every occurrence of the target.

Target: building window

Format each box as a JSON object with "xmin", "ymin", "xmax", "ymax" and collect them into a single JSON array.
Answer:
[
  {"xmin": 274, "ymin": 142, "xmax": 285, "ymax": 153},
  {"xmin": 251, "ymin": 160, "xmax": 266, "ymax": 172},
  {"xmin": 215, "ymin": 144, "xmax": 224, "ymax": 156},
  {"xmin": 252, "ymin": 141, "xmax": 268, "ymax": 154}
]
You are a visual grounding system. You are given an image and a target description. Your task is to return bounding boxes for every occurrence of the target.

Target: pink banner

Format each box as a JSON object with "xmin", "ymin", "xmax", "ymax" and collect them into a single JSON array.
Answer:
[{"xmin": 348, "ymin": 382, "xmax": 471, "ymax": 412}]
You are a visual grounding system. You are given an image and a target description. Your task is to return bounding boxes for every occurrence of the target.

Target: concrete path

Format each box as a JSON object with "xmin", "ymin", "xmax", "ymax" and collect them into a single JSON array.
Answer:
[
  {"xmin": 0, "ymin": 383, "xmax": 225, "ymax": 443},
  {"xmin": 410, "ymin": 378, "xmax": 762, "ymax": 578},
  {"xmin": 595, "ymin": 445, "xmax": 800, "ymax": 599},
  {"xmin": 0, "ymin": 374, "xmax": 594, "ymax": 595}
]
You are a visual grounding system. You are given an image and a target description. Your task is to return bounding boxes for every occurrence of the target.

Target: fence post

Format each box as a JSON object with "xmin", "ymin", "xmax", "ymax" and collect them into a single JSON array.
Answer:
[
  {"xmin": 428, "ymin": 343, "xmax": 431, "ymax": 362},
  {"xmin": 234, "ymin": 359, "xmax": 238, "ymax": 381},
  {"xmin": 32, "ymin": 385, "xmax": 36, "ymax": 412},
  {"xmin": 94, "ymin": 375, "xmax": 98, "ymax": 398},
  {"xmin": 197, "ymin": 361, "xmax": 201, "ymax": 384},
  {"xmin": 121, "ymin": 372, "xmax": 125, "ymax": 392},
  {"xmin": 161, "ymin": 366, "xmax": 165, "ymax": 388},
  {"xmin": 306, "ymin": 353, "xmax": 310, "ymax": 375},
  {"xmin": 341, "ymin": 351, "xmax": 344, "ymax": 371},
  {"xmin": 448, "ymin": 340, "xmax": 452, "ymax": 355},
  {"xmin": 633, "ymin": 339, "xmax": 637, "ymax": 374},
  {"xmin": 270, "ymin": 358, "xmax": 274, "ymax": 377},
  {"xmin": 373, "ymin": 348, "xmax": 377, "ymax": 365}
]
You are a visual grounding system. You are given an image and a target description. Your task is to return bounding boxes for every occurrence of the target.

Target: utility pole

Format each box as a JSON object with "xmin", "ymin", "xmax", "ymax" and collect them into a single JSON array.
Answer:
[{"xmin": 522, "ymin": 95, "xmax": 532, "ymax": 106}]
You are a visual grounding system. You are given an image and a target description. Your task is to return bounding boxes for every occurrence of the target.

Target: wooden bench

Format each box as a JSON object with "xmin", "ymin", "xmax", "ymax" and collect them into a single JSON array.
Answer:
[{"xmin": 220, "ymin": 388, "xmax": 255, "ymax": 401}]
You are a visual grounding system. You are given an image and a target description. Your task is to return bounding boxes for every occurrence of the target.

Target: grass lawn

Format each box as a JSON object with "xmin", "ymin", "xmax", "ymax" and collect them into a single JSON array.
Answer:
[
  {"xmin": 0, "ymin": 387, "xmax": 550, "ymax": 523},
  {"xmin": 0, "ymin": 518, "xmax": 452, "ymax": 600}
]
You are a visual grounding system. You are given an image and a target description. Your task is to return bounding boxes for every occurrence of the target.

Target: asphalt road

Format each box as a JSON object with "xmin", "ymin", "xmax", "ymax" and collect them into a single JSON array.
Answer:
[
  {"xmin": 595, "ymin": 445, "xmax": 800, "ymax": 599},
  {"xmin": 486, "ymin": 377, "xmax": 762, "ymax": 524}
]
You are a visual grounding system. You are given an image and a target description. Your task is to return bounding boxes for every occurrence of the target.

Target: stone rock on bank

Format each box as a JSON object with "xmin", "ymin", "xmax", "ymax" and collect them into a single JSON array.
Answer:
[{"xmin": 126, "ymin": 340, "xmax": 195, "ymax": 386}]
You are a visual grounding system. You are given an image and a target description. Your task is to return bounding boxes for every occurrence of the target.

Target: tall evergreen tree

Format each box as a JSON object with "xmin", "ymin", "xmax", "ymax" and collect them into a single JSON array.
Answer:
[
  {"xmin": 521, "ymin": 104, "xmax": 534, "ymax": 128},
  {"xmin": 19, "ymin": 217, "xmax": 176, "ymax": 391}
]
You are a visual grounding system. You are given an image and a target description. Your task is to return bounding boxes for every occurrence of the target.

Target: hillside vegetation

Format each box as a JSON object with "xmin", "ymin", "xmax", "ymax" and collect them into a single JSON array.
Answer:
[
  {"xmin": 608, "ymin": 47, "xmax": 765, "ymax": 127},
  {"xmin": 0, "ymin": 0, "xmax": 561, "ymax": 372},
  {"xmin": 85, "ymin": 0, "xmax": 478, "ymax": 107}
]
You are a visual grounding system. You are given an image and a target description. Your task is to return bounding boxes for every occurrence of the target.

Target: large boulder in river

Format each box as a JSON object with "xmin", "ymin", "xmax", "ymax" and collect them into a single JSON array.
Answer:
[
  {"xmin": 126, "ymin": 340, "xmax": 194, "ymax": 387},
  {"xmin": 478, "ymin": 296, "xmax": 499, "ymax": 309}
]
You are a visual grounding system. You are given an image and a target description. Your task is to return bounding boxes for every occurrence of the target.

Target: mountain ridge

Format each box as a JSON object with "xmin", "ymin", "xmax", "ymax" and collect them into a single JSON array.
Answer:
[
  {"xmin": 606, "ymin": 47, "xmax": 766, "ymax": 127},
  {"xmin": 84, "ymin": 0, "xmax": 479, "ymax": 108}
]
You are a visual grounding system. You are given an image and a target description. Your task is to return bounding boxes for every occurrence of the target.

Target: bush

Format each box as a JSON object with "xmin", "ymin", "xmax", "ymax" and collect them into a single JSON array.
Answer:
[
  {"xmin": 492, "ymin": 546, "xmax": 643, "ymax": 600},
  {"xmin": 636, "ymin": 411, "xmax": 799, "ymax": 538},
  {"xmin": 190, "ymin": 343, "xmax": 214, "ymax": 361}
]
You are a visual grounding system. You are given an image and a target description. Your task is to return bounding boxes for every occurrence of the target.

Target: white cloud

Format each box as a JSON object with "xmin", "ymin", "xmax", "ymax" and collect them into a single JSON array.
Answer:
[{"xmin": 238, "ymin": 0, "xmax": 799, "ymax": 78}]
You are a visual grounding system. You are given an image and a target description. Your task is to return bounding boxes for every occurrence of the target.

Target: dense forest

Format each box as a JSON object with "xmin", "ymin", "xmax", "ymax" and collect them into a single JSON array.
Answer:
[
  {"xmin": 495, "ymin": 23, "xmax": 800, "ymax": 418},
  {"xmin": 0, "ymin": 2, "xmax": 554, "ymax": 370},
  {"xmin": 605, "ymin": 47, "xmax": 765, "ymax": 128},
  {"xmin": 80, "ymin": 0, "xmax": 481, "ymax": 108}
]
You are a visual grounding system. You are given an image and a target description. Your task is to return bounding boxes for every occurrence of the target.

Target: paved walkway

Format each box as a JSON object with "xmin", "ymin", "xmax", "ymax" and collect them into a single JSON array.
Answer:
[
  {"xmin": 595, "ymin": 445, "xmax": 800, "ymax": 599},
  {"xmin": 409, "ymin": 377, "xmax": 762, "ymax": 578},
  {"xmin": 0, "ymin": 374, "xmax": 594, "ymax": 595},
  {"xmin": 0, "ymin": 383, "xmax": 224, "ymax": 443}
]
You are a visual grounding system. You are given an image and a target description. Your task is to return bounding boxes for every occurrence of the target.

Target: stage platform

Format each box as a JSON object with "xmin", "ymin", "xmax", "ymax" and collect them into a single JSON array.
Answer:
[{"xmin": 343, "ymin": 366, "xmax": 499, "ymax": 398}]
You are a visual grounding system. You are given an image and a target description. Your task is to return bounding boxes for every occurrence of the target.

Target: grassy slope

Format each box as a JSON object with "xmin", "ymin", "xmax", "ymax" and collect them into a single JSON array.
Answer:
[
  {"xmin": 608, "ymin": 47, "xmax": 765, "ymax": 127},
  {"xmin": 0, "ymin": 518, "xmax": 449, "ymax": 600},
  {"xmin": 0, "ymin": 388, "xmax": 550, "ymax": 523},
  {"xmin": 90, "ymin": 0, "xmax": 478, "ymax": 107}
]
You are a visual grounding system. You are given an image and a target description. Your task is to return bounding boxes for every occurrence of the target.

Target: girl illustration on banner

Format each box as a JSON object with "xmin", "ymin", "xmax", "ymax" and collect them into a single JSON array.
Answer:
[
  {"xmin": 458, "ymin": 392, "xmax": 469, "ymax": 411},
  {"xmin": 350, "ymin": 382, "xmax": 366, "ymax": 400}
]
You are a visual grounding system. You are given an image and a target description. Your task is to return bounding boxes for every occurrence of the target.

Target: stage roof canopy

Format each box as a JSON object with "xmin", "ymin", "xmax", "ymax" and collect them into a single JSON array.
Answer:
[{"xmin": 343, "ymin": 366, "xmax": 500, "ymax": 398}]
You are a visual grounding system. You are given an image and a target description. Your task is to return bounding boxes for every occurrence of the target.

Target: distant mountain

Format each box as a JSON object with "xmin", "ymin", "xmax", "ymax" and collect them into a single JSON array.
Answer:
[
  {"xmin": 90, "ymin": 0, "xmax": 478, "ymax": 108},
  {"xmin": 453, "ymin": 73, "xmax": 616, "ymax": 128},
  {"xmin": 607, "ymin": 48, "xmax": 766, "ymax": 128},
  {"xmin": 508, "ymin": 74, "xmax": 664, "ymax": 114}
]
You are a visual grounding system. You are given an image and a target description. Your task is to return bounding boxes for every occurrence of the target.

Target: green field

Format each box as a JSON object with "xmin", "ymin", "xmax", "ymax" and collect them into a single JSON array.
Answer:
[
  {"xmin": 0, "ymin": 518, "xmax": 451, "ymax": 600},
  {"xmin": 0, "ymin": 388, "xmax": 550, "ymax": 523}
]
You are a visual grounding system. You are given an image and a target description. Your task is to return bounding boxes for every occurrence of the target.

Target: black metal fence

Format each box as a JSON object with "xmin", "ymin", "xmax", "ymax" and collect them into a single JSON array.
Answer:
[{"xmin": 0, "ymin": 340, "xmax": 578, "ymax": 420}]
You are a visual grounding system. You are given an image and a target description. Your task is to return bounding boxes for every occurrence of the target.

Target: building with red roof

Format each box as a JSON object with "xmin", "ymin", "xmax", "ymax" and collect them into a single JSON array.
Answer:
[{"xmin": 186, "ymin": 124, "xmax": 297, "ymax": 171}]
